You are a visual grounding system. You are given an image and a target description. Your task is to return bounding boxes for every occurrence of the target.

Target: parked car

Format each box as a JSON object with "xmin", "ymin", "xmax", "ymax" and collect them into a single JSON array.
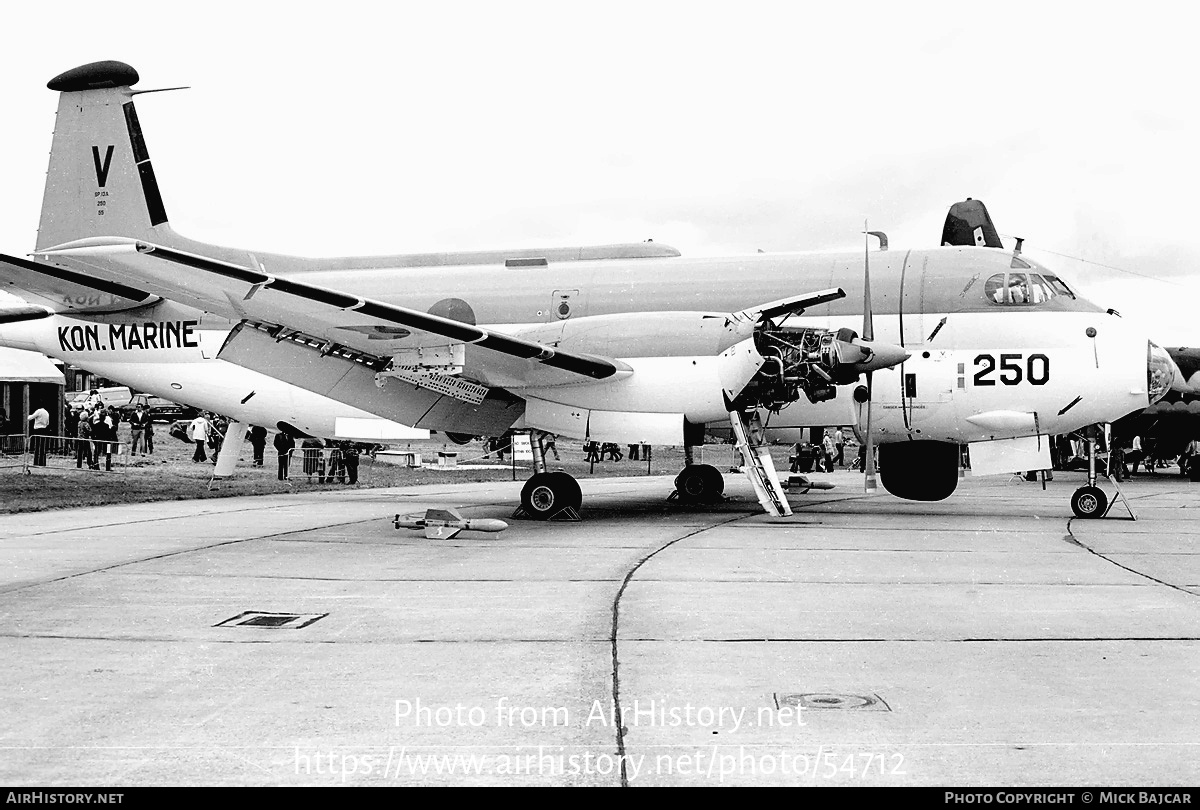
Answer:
[
  {"xmin": 117, "ymin": 393, "xmax": 198, "ymax": 423},
  {"xmin": 67, "ymin": 386, "xmax": 131, "ymax": 411}
]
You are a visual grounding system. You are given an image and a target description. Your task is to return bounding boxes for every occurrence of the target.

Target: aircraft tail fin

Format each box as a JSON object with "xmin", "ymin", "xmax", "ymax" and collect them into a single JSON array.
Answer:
[
  {"xmin": 37, "ymin": 61, "xmax": 182, "ymax": 252},
  {"xmin": 941, "ymin": 199, "xmax": 1003, "ymax": 248}
]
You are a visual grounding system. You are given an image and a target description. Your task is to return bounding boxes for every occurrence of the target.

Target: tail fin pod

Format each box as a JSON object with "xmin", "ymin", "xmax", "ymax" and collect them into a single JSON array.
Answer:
[
  {"xmin": 37, "ymin": 61, "xmax": 177, "ymax": 251},
  {"xmin": 940, "ymin": 198, "xmax": 1003, "ymax": 248}
]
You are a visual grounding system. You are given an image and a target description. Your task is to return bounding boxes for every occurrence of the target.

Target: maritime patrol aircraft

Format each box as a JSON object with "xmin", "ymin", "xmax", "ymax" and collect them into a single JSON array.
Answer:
[{"xmin": 0, "ymin": 61, "xmax": 1176, "ymax": 518}]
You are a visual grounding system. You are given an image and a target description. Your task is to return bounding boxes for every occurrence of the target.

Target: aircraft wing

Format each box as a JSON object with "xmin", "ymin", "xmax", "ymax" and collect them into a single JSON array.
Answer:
[
  {"xmin": 36, "ymin": 240, "xmax": 629, "ymax": 391},
  {"xmin": 0, "ymin": 251, "xmax": 155, "ymax": 313}
]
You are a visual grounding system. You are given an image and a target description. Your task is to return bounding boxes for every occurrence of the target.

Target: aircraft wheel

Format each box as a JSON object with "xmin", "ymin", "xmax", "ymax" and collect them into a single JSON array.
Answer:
[
  {"xmin": 1070, "ymin": 486, "xmax": 1108, "ymax": 519},
  {"xmin": 675, "ymin": 464, "xmax": 724, "ymax": 503},
  {"xmin": 520, "ymin": 471, "xmax": 581, "ymax": 520},
  {"xmin": 548, "ymin": 471, "xmax": 582, "ymax": 510}
]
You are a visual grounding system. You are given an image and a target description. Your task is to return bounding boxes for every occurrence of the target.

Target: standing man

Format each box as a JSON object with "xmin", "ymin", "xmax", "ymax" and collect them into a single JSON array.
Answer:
[
  {"xmin": 207, "ymin": 414, "xmax": 227, "ymax": 464},
  {"xmin": 821, "ymin": 430, "xmax": 835, "ymax": 473},
  {"xmin": 248, "ymin": 426, "xmax": 268, "ymax": 467},
  {"xmin": 327, "ymin": 440, "xmax": 345, "ymax": 483},
  {"xmin": 834, "ymin": 427, "xmax": 845, "ymax": 468},
  {"xmin": 274, "ymin": 430, "xmax": 295, "ymax": 481},
  {"xmin": 90, "ymin": 407, "xmax": 116, "ymax": 471},
  {"xmin": 341, "ymin": 442, "xmax": 360, "ymax": 485},
  {"xmin": 27, "ymin": 404, "xmax": 50, "ymax": 466},
  {"xmin": 188, "ymin": 412, "xmax": 210, "ymax": 463},
  {"xmin": 128, "ymin": 404, "xmax": 151, "ymax": 457},
  {"xmin": 75, "ymin": 407, "xmax": 94, "ymax": 469},
  {"xmin": 539, "ymin": 431, "xmax": 560, "ymax": 461}
]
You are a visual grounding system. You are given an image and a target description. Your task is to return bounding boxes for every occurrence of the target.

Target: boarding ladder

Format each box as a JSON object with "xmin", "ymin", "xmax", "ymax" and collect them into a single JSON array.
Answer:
[{"xmin": 729, "ymin": 410, "xmax": 792, "ymax": 517}]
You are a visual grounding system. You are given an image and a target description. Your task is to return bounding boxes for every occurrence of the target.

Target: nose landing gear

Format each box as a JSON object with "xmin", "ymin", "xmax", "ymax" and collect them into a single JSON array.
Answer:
[{"xmin": 1069, "ymin": 426, "xmax": 1135, "ymax": 520}]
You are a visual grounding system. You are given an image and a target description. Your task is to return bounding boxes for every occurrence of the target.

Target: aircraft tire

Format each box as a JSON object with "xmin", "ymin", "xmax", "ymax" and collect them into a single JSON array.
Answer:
[
  {"xmin": 548, "ymin": 472, "xmax": 582, "ymax": 510},
  {"xmin": 1070, "ymin": 485, "xmax": 1108, "ymax": 519},
  {"xmin": 520, "ymin": 472, "xmax": 581, "ymax": 520},
  {"xmin": 675, "ymin": 464, "xmax": 724, "ymax": 503}
]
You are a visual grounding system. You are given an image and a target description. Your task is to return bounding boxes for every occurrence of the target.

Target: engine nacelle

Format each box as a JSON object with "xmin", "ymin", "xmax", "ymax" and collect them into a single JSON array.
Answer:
[{"xmin": 718, "ymin": 324, "xmax": 868, "ymax": 412}]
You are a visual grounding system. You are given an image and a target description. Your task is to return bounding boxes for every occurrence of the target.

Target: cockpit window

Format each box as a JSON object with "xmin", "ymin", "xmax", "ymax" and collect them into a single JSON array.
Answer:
[
  {"xmin": 985, "ymin": 272, "xmax": 1059, "ymax": 305},
  {"xmin": 1042, "ymin": 274, "xmax": 1076, "ymax": 299},
  {"xmin": 985, "ymin": 275, "xmax": 1006, "ymax": 303}
]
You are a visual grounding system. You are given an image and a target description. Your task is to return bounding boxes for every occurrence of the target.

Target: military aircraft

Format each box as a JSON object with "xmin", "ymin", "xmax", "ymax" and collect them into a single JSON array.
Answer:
[{"xmin": 0, "ymin": 61, "xmax": 1176, "ymax": 518}]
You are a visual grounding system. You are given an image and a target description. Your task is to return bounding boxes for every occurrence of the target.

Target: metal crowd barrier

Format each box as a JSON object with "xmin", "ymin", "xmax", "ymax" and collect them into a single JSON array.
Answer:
[
  {"xmin": 0, "ymin": 433, "xmax": 128, "ymax": 473},
  {"xmin": 0, "ymin": 434, "xmax": 27, "ymax": 470},
  {"xmin": 269, "ymin": 446, "xmax": 372, "ymax": 485}
]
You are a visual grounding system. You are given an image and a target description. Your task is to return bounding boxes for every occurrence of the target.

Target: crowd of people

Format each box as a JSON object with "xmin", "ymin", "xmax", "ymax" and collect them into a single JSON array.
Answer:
[
  {"xmin": 6, "ymin": 389, "xmax": 367, "ymax": 486},
  {"xmin": 791, "ymin": 428, "xmax": 852, "ymax": 474},
  {"xmin": 1106, "ymin": 433, "xmax": 1200, "ymax": 481},
  {"xmin": 583, "ymin": 442, "xmax": 651, "ymax": 463},
  {"xmin": 57, "ymin": 391, "xmax": 137, "ymax": 470}
]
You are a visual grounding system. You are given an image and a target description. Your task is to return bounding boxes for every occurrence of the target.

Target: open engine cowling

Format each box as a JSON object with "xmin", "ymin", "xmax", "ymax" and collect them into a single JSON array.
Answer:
[{"xmin": 718, "ymin": 321, "xmax": 896, "ymax": 413}]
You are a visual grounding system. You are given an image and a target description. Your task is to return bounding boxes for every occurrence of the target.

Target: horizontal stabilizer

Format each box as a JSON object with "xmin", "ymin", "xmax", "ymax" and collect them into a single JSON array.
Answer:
[
  {"xmin": 0, "ymin": 252, "xmax": 153, "ymax": 313},
  {"xmin": 0, "ymin": 304, "xmax": 52, "ymax": 325}
]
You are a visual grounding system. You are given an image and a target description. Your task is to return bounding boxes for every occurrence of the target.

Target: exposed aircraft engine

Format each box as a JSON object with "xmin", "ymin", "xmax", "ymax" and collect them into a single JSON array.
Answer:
[{"xmin": 719, "ymin": 321, "xmax": 908, "ymax": 413}]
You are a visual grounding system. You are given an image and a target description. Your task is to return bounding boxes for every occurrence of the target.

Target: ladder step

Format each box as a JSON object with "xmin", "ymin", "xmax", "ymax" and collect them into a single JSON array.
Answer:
[{"xmin": 728, "ymin": 410, "xmax": 792, "ymax": 517}]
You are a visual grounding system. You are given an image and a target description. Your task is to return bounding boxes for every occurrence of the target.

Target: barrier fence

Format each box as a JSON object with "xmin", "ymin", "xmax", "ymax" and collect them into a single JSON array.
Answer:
[{"xmin": 0, "ymin": 433, "xmax": 129, "ymax": 473}]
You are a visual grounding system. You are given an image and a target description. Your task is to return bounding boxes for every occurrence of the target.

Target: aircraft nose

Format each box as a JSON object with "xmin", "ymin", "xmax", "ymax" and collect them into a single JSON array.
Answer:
[{"xmin": 1148, "ymin": 341, "xmax": 1176, "ymax": 402}]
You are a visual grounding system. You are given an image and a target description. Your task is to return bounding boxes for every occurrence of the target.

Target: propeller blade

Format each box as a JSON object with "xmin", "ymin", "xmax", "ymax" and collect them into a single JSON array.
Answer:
[
  {"xmin": 863, "ymin": 219, "xmax": 874, "ymax": 343},
  {"xmin": 862, "ymin": 219, "xmax": 877, "ymax": 494},
  {"xmin": 864, "ymin": 370, "xmax": 877, "ymax": 494}
]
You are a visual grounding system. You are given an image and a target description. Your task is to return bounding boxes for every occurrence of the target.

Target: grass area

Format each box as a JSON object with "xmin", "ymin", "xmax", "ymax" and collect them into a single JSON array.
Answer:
[{"xmin": 0, "ymin": 429, "xmax": 746, "ymax": 514}]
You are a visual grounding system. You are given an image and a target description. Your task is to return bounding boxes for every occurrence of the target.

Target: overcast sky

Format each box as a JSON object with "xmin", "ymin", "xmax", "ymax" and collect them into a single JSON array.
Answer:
[{"xmin": 0, "ymin": 1, "xmax": 1195, "ymax": 344}]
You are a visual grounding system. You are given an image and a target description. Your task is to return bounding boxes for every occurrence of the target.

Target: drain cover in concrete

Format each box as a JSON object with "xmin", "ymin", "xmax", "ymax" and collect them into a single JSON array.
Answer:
[
  {"xmin": 775, "ymin": 693, "xmax": 890, "ymax": 711},
  {"xmin": 215, "ymin": 611, "xmax": 327, "ymax": 629}
]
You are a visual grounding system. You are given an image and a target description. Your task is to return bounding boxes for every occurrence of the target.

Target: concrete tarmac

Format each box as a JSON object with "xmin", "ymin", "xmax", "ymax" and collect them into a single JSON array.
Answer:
[{"xmin": 0, "ymin": 469, "xmax": 1197, "ymax": 786}]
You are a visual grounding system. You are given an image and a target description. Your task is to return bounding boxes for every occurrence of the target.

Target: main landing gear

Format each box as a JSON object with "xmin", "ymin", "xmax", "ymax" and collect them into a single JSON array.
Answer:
[
  {"xmin": 513, "ymin": 431, "xmax": 582, "ymax": 521},
  {"xmin": 669, "ymin": 411, "xmax": 791, "ymax": 516},
  {"xmin": 519, "ymin": 472, "xmax": 582, "ymax": 519},
  {"xmin": 672, "ymin": 462, "xmax": 725, "ymax": 504}
]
